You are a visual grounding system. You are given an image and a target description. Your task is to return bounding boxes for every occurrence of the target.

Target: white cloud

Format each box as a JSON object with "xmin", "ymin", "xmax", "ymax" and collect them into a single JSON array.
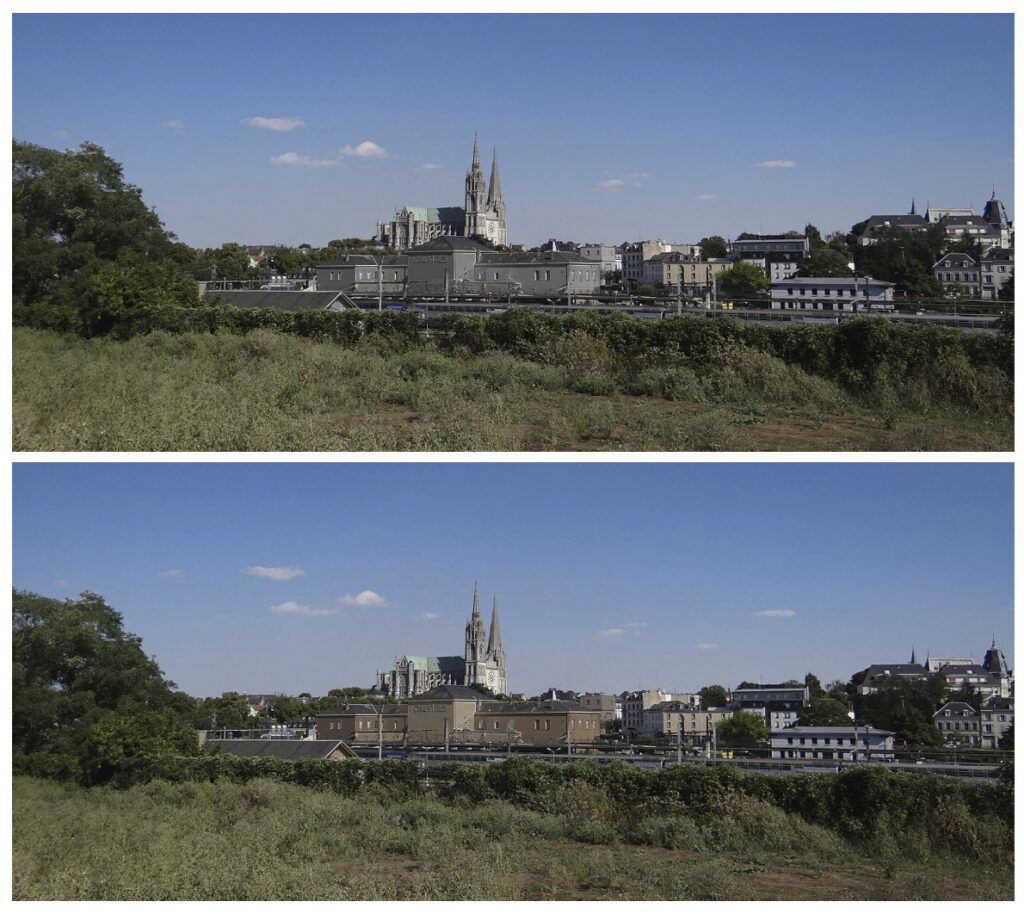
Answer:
[
  {"xmin": 242, "ymin": 565, "xmax": 306, "ymax": 581},
  {"xmin": 697, "ymin": 643, "xmax": 718, "ymax": 650},
  {"xmin": 270, "ymin": 601, "xmax": 338, "ymax": 617},
  {"xmin": 159, "ymin": 120, "xmax": 184, "ymax": 134},
  {"xmin": 697, "ymin": 194, "xmax": 717, "ymax": 201},
  {"xmin": 53, "ymin": 130, "xmax": 68, "ymax": 139},
  {"xmin": 624, "ymin": 172, "xmax": 648, "ymax": 179},
  {"xmin": 416, "ymin": 612, "xmax": 441, "ymax": 621},
  {"xmin": 755, "ymin": 609, "xmax": 796, "ymax": 617},
  {"xmin": 595, "ymin": 621, "xmax": 646, "ymax": 642},
  {"xmin": 158, "ymin": 569, "xmax": 184, "ymax": 579},
  {"xmin": 416, "ymin": 163, "xmax": 441, "ymax": 171},
  {"xmin": 754, "ymin": 160, "xmax": 796, "ymax": 168},
  {"xmin": 53, "ymin": 578, "xmax": 69, "ymax": 588},
  {"xmin": 338, "ymin": 590, "xmax": 389, "ymax": 608},
  {"xmin": 340, "ymin": 140, "xmax": 390, "ymax": 158},
  {"xmin": 595, "ymin": 628, "xmax": 626, "ymax": 642},
  {"xmin": 270, "ymin": 152, "xmax": 340, "ymax": 168},
  {"xmin": 596, "ymin": 179, "xmax": 625, "ymax": 191},
  {"xmin": 243, "ymin": 116, "xmax": 306, "ymax": 132}
]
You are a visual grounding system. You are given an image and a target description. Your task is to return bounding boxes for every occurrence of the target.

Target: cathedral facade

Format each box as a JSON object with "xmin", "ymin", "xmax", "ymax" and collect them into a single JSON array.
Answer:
[
  {"xmin": 375, "ymin": 136, "xmax": 507, "ymax": 250},
  {"xmin": 375, "ymin": 585, "xmax": 508, "ymax": 699}
]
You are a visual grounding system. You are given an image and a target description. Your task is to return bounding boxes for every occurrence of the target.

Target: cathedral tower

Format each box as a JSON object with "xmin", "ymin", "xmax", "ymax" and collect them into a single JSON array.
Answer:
[{"xmin": 464, "ymin": 135, "xmax": 507, "ymax": 246}]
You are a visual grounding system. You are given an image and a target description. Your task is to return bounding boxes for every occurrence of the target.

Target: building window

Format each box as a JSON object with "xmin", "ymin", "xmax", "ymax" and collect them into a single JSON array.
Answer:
[{"xmin": 545, "ymin": 720, "xmax": 551, "ymax": 730}]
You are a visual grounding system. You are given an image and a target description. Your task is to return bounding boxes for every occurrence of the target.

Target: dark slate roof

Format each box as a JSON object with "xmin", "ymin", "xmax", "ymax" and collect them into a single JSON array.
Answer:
[
  {"xmin": 983, "ymin": 696, "xmax": 1013, "ymax": 710},
  {"xmin": 210, "ymin": 290, "xmax": 344, "ymax": 312},
  {"xmin": 479, "ymin": 699, "xmax": 584, "ymax": 713},
  {"xmin": 409, "ymin": 684, "xmax": 487, "ymax": 701},
  {"xmin": 862, "ymin": 663, "xmax": 927, "ymax": 680},
  {"xmin": 934, "ymin": 702, "xmax": 978, "ymax": 716},
  {"xmin": 860, "ymin": 215, "xmax": 929, "ymax": 236},
  {"xmin": 207, "ymin": 739, "xmax": 351, "ymax": 760},
  {"xmin": 937, "ymin": 215, "xmax": 991, "ymax": 227},
  {"xmin": 409, "ymin": 236, "xmax": 487, "ymax": 253},
  {"xmin": 318, "ymin": 704, "xmax": 407, "ymax": 716},
  {"xmin": 983, "ymin": 248, "xmax": 1014, "ymax": 263},
  {"xmin": 316, "ymin": 254, "xmax": 408, "ymax": 267},
  {"xmin": 478, "ymin": 251, "xmax": 589, "ymax": 265}
]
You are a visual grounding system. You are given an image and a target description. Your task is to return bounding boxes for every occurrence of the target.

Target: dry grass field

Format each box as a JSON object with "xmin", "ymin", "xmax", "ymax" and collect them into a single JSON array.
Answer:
[{"xmin": 12, "ymin": 327, "xmax": 1013, "ymax": 451}]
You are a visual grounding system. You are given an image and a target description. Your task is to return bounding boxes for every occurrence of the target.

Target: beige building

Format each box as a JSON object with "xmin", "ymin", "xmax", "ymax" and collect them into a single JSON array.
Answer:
[
  {"xmin": 579, "ymin": 693, "xmax": 616, "ymax": 723},
  {"xmin": 642, "ymin": 253, "xmax": 732, "ymax": 292},
  {"xmin": 315, "ymin": 687, "xmax": 602, "ymax": 748},
  {"xmin": 316, "ymin": 703, "xmax": 408, "ymax": 744},
  {"xmin": 475, "ymin": 700, "xmax": 602, "ymax": 746},
  {"xmin": 642, "ymin": 701, "xmax": 734, "ymax": 743}
]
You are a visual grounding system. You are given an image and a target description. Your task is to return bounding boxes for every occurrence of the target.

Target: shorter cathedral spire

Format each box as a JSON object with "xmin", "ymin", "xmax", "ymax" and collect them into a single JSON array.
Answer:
[
  {"xmin": 472, "ymin": 133, "xmax": 480, "ymax": 171},
  {"xmin": 472, "ymin": 582, "xmax": 480, "ymax": 619}
]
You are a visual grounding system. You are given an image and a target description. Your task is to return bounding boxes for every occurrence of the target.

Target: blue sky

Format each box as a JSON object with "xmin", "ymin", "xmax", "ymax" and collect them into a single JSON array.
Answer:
[
  {"xmin": 12, "ymin": 462, "xmax": 1013, "ymax": 699},
  {"xmin": 12, "ymin": 11, "xmax": 1014, "ymax": 250}
]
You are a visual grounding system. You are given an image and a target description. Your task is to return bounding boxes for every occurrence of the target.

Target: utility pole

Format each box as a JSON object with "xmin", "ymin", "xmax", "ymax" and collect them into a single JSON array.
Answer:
[
  {"xmin": 377, "ymin": 257, "xmax": 383, "ymax": 311},
  {"xmin": 676, "ymin": 711, "xmax": 682, "ymax": 764},
  {"xmin": 377, "ymin": 706, "xmax": 383, "ymax": 760}
]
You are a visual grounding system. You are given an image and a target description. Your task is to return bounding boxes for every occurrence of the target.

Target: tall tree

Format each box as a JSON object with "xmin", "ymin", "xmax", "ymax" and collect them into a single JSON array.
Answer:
[
  {"xmin": 699, "ymin": 235, "xmax": 729, "ymax": 259},
  {"xmin": 715, "ymin": 261, "xmax": 769, "ymax": 298},
  {"xmin": 13, "ymin": 590, "xmax": 194, "ymax": 780},
  {"xmin": 716, "ymin": 710, "xmax": 769, "ymax": 746},
  {"xmin": 13, "ymin": 141, "xmax": 181, "ymax": 309},
  {"xmin": 699, "ymin": 684, "xmax": 729, "ymax": 708}
]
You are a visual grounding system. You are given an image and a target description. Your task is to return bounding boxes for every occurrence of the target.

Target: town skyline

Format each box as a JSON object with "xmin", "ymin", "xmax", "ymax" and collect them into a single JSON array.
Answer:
[
  {"xmin": 12, "ymin": 11, "xmax": 1014, "ymax": 251},
  {"xmin": 12, "ymin": 463, "xmax": 1013, "ymax": 700}
]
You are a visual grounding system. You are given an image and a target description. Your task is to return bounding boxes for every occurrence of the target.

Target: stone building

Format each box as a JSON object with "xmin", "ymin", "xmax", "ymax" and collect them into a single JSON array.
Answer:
[
  {"xmin": 375, "ymin": 585, "xmax": 507, "ymax": 699},
  {"xmin": 376, "ymin": 136, "xmax": 506, "ymax": 249}
]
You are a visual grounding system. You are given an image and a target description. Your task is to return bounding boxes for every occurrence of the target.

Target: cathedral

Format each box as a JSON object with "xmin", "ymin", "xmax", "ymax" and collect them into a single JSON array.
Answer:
[
  {"xmin": 375, "ymin": 585, "xmax": 508, "ymax": 699},
  {"xmin": 375, "ymin": 136, "xmax": 507, "ymax": 250}
]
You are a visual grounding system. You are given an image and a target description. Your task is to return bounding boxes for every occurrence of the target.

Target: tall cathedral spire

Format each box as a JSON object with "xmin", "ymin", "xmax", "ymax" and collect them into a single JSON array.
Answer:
[
  {"xmin": 472, "ymin": 133, "xmax": 480, "ymax": 172},
  {"xmin": 487, "ymin": 597, "xmax": 502, "ymax": 653},
  {"xmin": 487, "ymin": 149, "xmax": 502, "ymax": 205},
  {"xmin": 472, "ymin": 581, "xmax": 481, "ymax": 619}
]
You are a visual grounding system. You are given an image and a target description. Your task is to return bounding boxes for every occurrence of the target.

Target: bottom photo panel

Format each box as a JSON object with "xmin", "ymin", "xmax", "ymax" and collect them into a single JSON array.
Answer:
[{"xmin": 12, "ymin": 461, "xmax": 1014, "ymax": 902}]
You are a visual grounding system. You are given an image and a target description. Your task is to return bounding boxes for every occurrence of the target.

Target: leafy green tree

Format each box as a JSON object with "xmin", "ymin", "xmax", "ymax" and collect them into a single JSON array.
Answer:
[
  {"xmin": 853, "ymin": 223, "xmax": 945, "ymax": 297},
  {"xmin": 195, "ymin": 692, "xmax": 252, "ymax": 730},
  {"xmin": 796, "ymin": 248, "xmax": 853, "ymax": 278},
  {"xmin": 699, "ymin": 685, "xmax": 728, "ymax": 708},
  {"xmin": 716, "ymin": 710, "xmax": 769, "ymax": 746},
  {"xmin": 699, "ymin": 235, "xmax": 728, "ymax": 259},
  {"xmin": 998, "ymin": 724, "xmax": 1013, "ymax": 749},
  {"xmin": 715, "ymin": 261, "xmax": 769, "ymax": 298},
  {"xmin": 13, "ymin": 590, "xmax": 193, "ymax": 780},
  {"xmin": 804, "ymin": 672, "xmax": 825, "ymax": 699},
  {"xmin": 13, "ymin": 140, "xmax": 188, "ymax": 315},
  {"xmin": 851, "ymin": 673, "xmax": 946, "ymax": 745},
  {"xmin": 997, "ymin": 276, "xmax": 1014, "ymax": 301},
  {"xmin": 797, "ymin": 698, "xmax": 852, "ymax": 727},
  {"xmin": 804, "ymin": 223, "xmax": 825, "ymax": 250},
  {"xmin": 194, "ymin": 243, "xmax": 252, "ymax": 281},
  {"xmin": 271, "ymin": 693, "xmax": 305, "ymax": 723}
]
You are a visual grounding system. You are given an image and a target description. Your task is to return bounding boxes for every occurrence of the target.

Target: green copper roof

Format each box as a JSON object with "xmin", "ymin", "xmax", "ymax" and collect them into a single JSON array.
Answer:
[
  {"xmin": 394, "ymin": 655, "xmax": 464, "ymax": 673},
  {"xmin": 396, "ymin": 206, "xmax": 465, "ymax": 224}
]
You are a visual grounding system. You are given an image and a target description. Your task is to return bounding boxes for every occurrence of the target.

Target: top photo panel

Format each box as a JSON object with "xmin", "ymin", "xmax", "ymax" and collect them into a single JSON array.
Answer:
[{"xmin": 12, "ymin": 12, "xmax": 1013, "ymax": 452}]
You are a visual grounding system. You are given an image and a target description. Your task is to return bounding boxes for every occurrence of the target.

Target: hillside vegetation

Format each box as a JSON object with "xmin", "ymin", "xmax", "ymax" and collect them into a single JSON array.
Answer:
[
  {"xmin": 13, "ymin": 759, "xmax": 1013, "ymax": 901},
  {"xmin": 13, "ymin": 308, "xmax": 1013, "ymax": 451}
]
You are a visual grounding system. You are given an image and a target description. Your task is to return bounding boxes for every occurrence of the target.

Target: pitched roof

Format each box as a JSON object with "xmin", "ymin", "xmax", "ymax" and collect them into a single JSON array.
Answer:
[
  {"xmin": 391, "ymin": 655, "xmax": 465, "ymax": 674},
  {"xmin": 207, "ymin": 739, "xmax": 354, "ymax": 760},
  {"xmin": 479, "ymin": 699, "xmax": 584, "ymax": 713},
  {"xmin": 316, "ymin": 254, "xmax": 408, "ymax": 267},
  {"xmin": 410, "ymin": 684, "xmax": 487, "ymax": 701},
  {"xmin": 211, "ymin": 290, "xmax": 344, "ymax": 312},
  {"xmin": 396, "ymin": 206, "xmax": 466, "ymax": 224}
]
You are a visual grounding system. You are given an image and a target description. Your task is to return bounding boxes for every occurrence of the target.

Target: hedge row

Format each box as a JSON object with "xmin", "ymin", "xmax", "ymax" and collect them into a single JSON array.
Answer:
[{"xmin": 14, "ymin": 299, "xmax": 1012, "ymax": 407}]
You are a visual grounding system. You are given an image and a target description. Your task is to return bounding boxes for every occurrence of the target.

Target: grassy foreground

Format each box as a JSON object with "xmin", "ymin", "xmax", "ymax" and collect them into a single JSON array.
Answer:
[
  {"xmin": 12, "ymin": 774, "xmax": 1012, "ymax": 901},
  {"xmin": 12, "ymin": 326, "xmax": 1012, "ymax": 451}
]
